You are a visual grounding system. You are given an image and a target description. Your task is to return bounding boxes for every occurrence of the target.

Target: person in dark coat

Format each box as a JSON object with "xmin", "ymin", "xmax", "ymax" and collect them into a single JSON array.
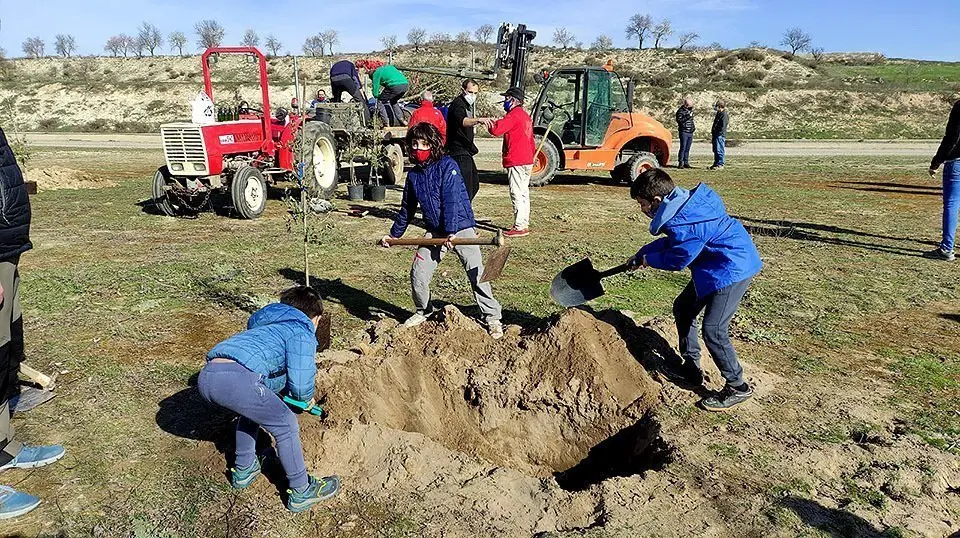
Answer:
[
  {"xmin": 710, "ymin": 100, "xmax": 729, "ymax": 170},
  {"xmin": 675, "ymin": 97, "xmax": 695, "ymax": 169},
  {"xmin": 0, "ymin": 127, "xmax": 65, "ymax": 521},
  {"xmin": 328, "ymin": 60, "xmax": 370, "ymax": 124},
  {"xmin": 926, "ymin": 100, "xmax": 960, "ymax": 261},
  {"xmin": 445, "ymin": 79, "xmax": 485, "ymax": 200}
]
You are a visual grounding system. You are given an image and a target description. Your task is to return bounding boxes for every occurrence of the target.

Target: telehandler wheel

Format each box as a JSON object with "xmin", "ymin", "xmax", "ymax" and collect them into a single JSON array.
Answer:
[
  {"xmin": 612, "ymin": 152, "xmax": 660, "ymax": 185},
  {"xmin": 231, "ymin": 166, "xmax": 267, "ymax": 219},
  {"xmin": 152, "ymin": 166, "xmax": 179, "ymax": 217},
  {"xmin": 530, "ymin": 135, "xmax": 560, "ymax": 187},
  {"xmin": 300, "ymin": 122, "xmax": 339, "ymax": 198}
]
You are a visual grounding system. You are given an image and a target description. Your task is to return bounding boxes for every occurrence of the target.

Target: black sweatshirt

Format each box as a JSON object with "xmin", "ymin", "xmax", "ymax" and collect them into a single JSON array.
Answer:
[{"xmin": 932, "ymin": 101, "xmax": 960, "ymax": 170}]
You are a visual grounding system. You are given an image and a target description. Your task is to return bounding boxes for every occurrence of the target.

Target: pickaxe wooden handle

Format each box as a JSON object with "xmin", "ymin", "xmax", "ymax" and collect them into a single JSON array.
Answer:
[{"xmin": 383, "ymin": 232, "xmax": 504, "ymax": 248}]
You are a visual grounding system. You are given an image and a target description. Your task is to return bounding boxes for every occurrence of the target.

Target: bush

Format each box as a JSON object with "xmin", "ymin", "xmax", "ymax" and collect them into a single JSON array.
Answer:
[
  {"xmin": 648, "ymin": 73, "xmax": 673, "ymax": 88},
  {"xmin": 736, "ymin": 70, "xmax": 767, "ymax": 88},
  {"xmin": 737, "ymin": 49, "xmax": 766, "ymax": 62},
  {"xmin": 762, "ymin": 61, "xmax": 774, "ymax": 70},
  {"xmin": 718, "ymin": 55, "xmax": 739, "ymax": 70},
  {"xmin": 37, "ymin": 118, "xmax": 61, "ymax": 131}
]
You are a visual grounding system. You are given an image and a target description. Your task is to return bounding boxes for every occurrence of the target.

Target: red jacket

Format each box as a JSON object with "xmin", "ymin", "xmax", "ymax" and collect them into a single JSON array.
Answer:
[
  {"xmin": 408, "ymin": 101, "xmax": 447, "ymax": 145},
  {"xmin": 488, "ymin": 106, "xmax": 535, "ymax": 168}
]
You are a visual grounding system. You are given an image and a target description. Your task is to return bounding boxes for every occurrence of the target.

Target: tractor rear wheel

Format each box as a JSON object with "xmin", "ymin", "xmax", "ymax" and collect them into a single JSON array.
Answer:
[
  {"xmin": 612, "ymin": 152, "xmax": 660, "ymax": 185},
  {"xmin": 381, "ymin": 143, "xmax": 404, "ymax": 185},
  {"xmin": 530, "ymin": 135, "xmax": 560, "ymax": 187},
  {"xmin": 230, "ymin": 166, "xmax": 267, "ymax": 219},
  {"xmin": 152, "ymin": 166, "xmax": 179, "ymax": 217},
  {"xmin": 300, "ymin": 122, "xmax": 339, "ymax": 198}
]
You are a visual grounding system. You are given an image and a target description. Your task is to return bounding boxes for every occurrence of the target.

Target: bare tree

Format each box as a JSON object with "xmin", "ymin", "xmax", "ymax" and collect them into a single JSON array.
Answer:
[
  {"xmin": 677, "ymin": 32, "xmax": 699, "ymax": 51},
  {"xmin": 264, "ymin": 35, "xmax": 282, "ymax": 56},
  {"xmin": 430, "ymin": 32, "xmax": 451, "ymax": 43},
  {"xmin": 105, "ymin": 36, "xmax": 124, "ymax": 57},
  {"xmin": 169, "ymin": 32, "xmax": 187, "ymax": 56},
  {"xmin": 22, "ymin": 37, "xmax": 44, "ymax": 58},
  {"xmin": 54, "ymin": 34, "xmax": 77, "ymax": 57},
  {"xmin": 625, "ymin": 13, "xmax": 653, "ymax": 49},
  {"xmin": 138, "ymin": 22, "xmax": 163, "ymax": 55},
  {"xmin": 475, "ymin": 24, "xmax": 494, "ymax": 44},
  {"xmin": 553, "ymin": 27, "xmax": 575, "ymax": 49},
  {"xmin": 781, "ymin": 28, "xmax": 811, "ymax": 56},
  {"xmin": 810, "ymin": 47, "xmax": 825, "ymax": 63},
  {"xmin": 652, "ymin": 20, "xmax": 672, "ymax": 49},
  {"xmin": 591, "ymin": 35, "xmax": 614, "ymax": 51},
  {"xmin": 320, "ymin": 29, "xmax": 339, "ymax": 55},
  {"xmin": 302, "ymin": 35, "xmax": 324, "ymax": 57},
  {"xmin": 407, "ymin": 27, "xmax": 427, "ymax": 51},
  {"xmin": 456, "ymin": 31, "xmax": 472, "ymax": 44},
  {"xmin": 241, "ymin": 29, "xmax": 260, "ymax": 48},
  {"xmin": 133, "ymin": 36, "xmax": 147, "ymax": 58},
  {"xmin": 380, "ymin": 35, "xmax": 398, "ymax": 52},
  {"xmin": 195, "ymin": 20, "xmax": 226, "ymax": 50},
  {"xmin": 119, "ymin": 34, "xmax": 135, "ymax": 57}
]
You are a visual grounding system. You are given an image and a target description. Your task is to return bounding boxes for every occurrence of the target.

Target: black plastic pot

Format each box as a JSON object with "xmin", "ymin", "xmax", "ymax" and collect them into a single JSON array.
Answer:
[
  {"xmin": 364, "ymin": 185, "xmax": 386, "ymax": 202},
  {"xmin": 347, "ymin": 184, "xmax": 364, "ymax": 201}
]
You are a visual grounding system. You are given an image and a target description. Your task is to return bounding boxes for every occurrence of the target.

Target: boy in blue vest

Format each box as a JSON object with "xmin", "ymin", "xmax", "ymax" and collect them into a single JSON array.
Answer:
[
  {"xmin": 628, "ymin": 169, "xmax": 762, "ymax": 411},
  {"xmin": 198, "ymin": 286, "xmax": 340, "ymax": 511}
]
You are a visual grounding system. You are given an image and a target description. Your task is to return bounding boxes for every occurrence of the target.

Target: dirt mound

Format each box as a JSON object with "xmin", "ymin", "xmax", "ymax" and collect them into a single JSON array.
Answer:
[
  {"xmin": 304, "ymin": 307, "xmax": 672, "ymax": 536},
  {"xmin": 24, "ymin": 166, "xmax": 117, "ymax": 191}
]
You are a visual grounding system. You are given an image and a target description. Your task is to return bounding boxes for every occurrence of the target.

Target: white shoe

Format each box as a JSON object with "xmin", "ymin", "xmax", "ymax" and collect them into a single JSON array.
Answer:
[
  {"xmin": 403, "ymin": 313, "xmax": 429, "ymax": 328},
  {"xmin": 488, "ymin": 321, "xmax": 504, "ymax": 340}
]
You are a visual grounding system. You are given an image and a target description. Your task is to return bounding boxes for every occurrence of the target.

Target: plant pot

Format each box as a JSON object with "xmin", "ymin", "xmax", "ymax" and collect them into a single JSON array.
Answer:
[
  {"xmin": 364, "ymin": 184, "xmax": 386, "ymax": 202},
  {"xmin": 347, "ymin": 184, "xmax": 364, "ymax": 201}
]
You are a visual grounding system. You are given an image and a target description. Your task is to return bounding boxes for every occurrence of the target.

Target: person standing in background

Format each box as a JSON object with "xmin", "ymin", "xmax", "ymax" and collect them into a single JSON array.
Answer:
[
  {"xmin": 926, "ymin": 99, "xmax": 960, "ymax": 261},
  {"xmin": 710, "ymin": 100, "xmax": 728, "ymax": 171},
  {"xmin": 446, "ymin": 79, "xmax": 485, "ymax": 200},
  {"xmin": 675, "ymin": 97, "xmax": 695, "ymax": 169}
]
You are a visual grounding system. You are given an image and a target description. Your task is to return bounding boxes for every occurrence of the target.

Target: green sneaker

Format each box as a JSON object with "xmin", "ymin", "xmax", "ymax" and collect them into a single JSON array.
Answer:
[
  {"xmin": 230, "ymin": 459, "xmax": 261, "ymax": 489},
  {"xmin": 286, "ymin": 475, "xmax": 341, "ymax": 513},
  {"xmin": 700, "ymin": 383, "xmax": 754, "ymax": 412}
]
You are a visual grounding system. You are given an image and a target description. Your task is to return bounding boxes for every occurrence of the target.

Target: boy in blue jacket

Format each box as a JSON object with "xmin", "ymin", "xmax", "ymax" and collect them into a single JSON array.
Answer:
[
  {"xmin": 198, "ymin": 286, "xmax": 340, "ymax": 511},
  {"xmin": 380, "ymin": 123, "xmax": 503, "ymax": 338},
  {"xmin": 628, "ymin": 169, "xmax": 762, "ymax": 411}
]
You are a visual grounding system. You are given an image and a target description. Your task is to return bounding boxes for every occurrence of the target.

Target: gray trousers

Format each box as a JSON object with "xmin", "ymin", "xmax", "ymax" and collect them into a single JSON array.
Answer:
[
  {"xmin": 411, "ymin": 229, "xmax": 502, "ymax": 324},
  {"xmin": 0, "ymin": 256, "xmax": 24, "ymax": 465},
  {"xmin": 674, "ymin": 277, "xmax": 751, "ymax": 387},
  {"xmin": 376, "ymin": 83, "xmax": 408, "ymax": 126}
]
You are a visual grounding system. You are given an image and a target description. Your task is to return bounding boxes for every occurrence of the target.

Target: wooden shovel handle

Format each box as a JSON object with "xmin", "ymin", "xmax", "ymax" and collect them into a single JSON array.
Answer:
[{"xmin": 386, "ymin": 237, "xmax": 496, "ymax": 247}]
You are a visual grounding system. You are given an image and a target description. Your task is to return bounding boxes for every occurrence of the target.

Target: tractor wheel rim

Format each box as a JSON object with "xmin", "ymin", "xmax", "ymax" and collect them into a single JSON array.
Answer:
[
  {"xmin": 244, "ymin": 179, "xmax": 262, "ymax": 208},
  {"xmin": 313, "ymin": 137, "xmax": 336, "ymax": 189}
]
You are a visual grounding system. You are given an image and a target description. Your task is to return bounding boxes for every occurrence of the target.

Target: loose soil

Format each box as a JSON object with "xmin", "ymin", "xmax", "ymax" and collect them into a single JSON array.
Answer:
[{"xmin": 24, "ymin": 165, "xmax": 117, "ymax": 190}]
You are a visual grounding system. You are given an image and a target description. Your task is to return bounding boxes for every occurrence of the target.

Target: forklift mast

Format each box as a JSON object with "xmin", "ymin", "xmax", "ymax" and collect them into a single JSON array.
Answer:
[{"xmin": 494, "ymin": 24, "xmax": 537, "ymax": 92}]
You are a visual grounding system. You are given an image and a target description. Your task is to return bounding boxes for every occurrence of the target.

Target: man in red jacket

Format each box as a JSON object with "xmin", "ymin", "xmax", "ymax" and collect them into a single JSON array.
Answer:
[
  {"xmin": 407, "ymin": 91, "xmax": 447, "ymax": 145},
  {"xmin": 484, "ymin": 87, "xmax": 535, "ymax": 237}
]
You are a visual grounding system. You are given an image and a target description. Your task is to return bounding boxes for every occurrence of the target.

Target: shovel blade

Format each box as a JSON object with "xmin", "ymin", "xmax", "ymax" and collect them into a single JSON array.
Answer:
[
  {"xmin": 479, "ymin": 245, "xmax": 512, "ymax": 283},
  {"xmin": 549, "ymin": 258, "xmax": 606, "ymax": 307}
]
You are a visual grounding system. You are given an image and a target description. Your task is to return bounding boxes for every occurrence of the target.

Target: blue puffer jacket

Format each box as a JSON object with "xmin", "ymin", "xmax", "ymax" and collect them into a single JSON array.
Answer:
[
  {"xmin": 206, "ymin": 303, "xmax": 317, "ymax": 401},
  {"xmin": 638, "ymin": 183, "xmax": 762, "ymax": 297},
  {"xmin": 390, "ymin": 156, "xmax": 476, "ymax": 238},
  {"xmin": 0, "ymin": 128, "xmax": 32, "ymax": 262}
]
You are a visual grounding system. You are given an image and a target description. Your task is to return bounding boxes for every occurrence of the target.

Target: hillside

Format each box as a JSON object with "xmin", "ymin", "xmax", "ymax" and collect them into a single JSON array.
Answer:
[{"xmin": 1, "ymin": 44, "xmax": 959, "ymax": 139}]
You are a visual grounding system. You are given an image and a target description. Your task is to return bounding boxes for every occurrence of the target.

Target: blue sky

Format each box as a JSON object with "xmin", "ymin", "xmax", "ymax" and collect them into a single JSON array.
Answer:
[{"xmin": 1, "ymin": 0, "xmax": 959, "ymax": 61}]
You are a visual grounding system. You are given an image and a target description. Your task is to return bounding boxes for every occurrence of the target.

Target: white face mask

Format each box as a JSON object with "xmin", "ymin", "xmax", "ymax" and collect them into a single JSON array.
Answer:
[{"xmin": 464, "ymin": 93, "xmax": 477, "ymax": 106}]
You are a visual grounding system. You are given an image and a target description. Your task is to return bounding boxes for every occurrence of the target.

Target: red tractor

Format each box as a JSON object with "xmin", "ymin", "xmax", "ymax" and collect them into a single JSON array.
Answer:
[{"xmin": 152, "ymin": 47, "xmax": 339, "ymax": 219}]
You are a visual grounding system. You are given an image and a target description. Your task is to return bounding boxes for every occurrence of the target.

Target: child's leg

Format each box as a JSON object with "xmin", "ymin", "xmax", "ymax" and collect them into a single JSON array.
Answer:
[
  {"xmin": 234, "ymin": 417, "xmax": 259, "ymax": 468},
  {"xmin": 699, "ymin": 278, "xmax": 752, "ymax": 387},
  {"xmin": 410, "ymin": 233, "xmax": 444, "ymax": 315},
  {"xmin": 452, "ymin": 229, "xmax": 502, "ymax": 324},
  {"xmin": 673, "ymin": 281, "xmax": 705, "ymax": 366}
]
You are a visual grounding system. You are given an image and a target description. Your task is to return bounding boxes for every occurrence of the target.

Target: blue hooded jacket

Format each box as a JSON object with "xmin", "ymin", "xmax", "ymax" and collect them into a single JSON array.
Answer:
[
  {"xmin": 390, "ymin": 155, "xmax": 476, "ymax": 238},
  {"xmin": 638, "ymin": 183, "xmax": 762, "ymax": 297},
  {"xmin": 206, "ymin": 303, "xmax": 317, "ymax": 401}
]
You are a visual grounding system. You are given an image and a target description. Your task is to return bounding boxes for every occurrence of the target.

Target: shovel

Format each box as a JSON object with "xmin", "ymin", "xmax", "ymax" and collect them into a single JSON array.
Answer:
[
  {"xmin": 383, "ymin": 231, "xmax": 511, "ymax": 283},
  {"xmin": 549, "ymin": 257, "xmax": 638, "ymax": 307}
]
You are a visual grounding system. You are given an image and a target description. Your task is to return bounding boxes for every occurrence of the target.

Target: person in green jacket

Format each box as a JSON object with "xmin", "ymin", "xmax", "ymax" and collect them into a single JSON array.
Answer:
[{"xmin": 366, "ymin": 62, "xmax": 409, "ymax": 127}]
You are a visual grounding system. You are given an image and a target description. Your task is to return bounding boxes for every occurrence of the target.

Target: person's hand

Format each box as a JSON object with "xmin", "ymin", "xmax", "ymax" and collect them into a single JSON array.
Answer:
[
  {"xmin": 444, "ymin": 235, "xmax": 457, "ymax": 249},
  {"xmin": 380, "ymin": 235, "xmax": 394, "ymax": 248},
  {"xmin": 929, "ymin": 167, "xmax": 939, "ymax": 177},
  {"xmin": 626, "ymin": 255, "xmax": 645, "ymax": 270}
]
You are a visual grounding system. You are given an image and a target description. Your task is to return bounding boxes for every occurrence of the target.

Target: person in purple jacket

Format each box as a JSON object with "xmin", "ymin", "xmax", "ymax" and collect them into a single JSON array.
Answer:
[
  {"xmin": 328, "ymin": 59, "xmax": 370, "ymax": 124},
  {"xmin": 198, "ymin": 286, "xmax": 340, "ymax": 512},
  {"xmin": 628, "ymin": 168, "xmax": 762, "ymax": 411},
  {"xmin": 380, "ymin": 123, "xmax": 503, "ymax": 339}
]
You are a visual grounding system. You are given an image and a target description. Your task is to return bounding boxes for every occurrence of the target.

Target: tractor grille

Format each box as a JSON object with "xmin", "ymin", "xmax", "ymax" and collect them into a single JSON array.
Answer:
[{"xmin": 161, "ymin": 125, "xmax": 207, "ymax": 173}]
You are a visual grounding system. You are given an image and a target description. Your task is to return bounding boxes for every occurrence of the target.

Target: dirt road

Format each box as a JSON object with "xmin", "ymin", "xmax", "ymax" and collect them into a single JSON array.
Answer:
[{"xmin": 26, "ymin": 132, "xmax": 940, "ymax": 158}]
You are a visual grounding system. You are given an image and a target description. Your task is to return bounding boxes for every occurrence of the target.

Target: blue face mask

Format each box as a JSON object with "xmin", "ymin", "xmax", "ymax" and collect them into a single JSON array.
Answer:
[{"xmin": 503, "ymin": 100, "xmax": 513, "ymax": 112}]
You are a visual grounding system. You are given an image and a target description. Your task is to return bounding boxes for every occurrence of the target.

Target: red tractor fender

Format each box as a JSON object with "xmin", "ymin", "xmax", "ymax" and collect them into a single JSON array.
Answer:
[{"xmin": 276, "ymin": 116, "xmax": 304, "ymax": 171}]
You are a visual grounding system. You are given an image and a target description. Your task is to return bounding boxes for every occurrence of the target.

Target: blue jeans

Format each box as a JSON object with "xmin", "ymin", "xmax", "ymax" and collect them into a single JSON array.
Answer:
[
  {"xmin": 941, "ymin": 159, "xmax": 960, "ymax": 252},
  {"xmin": 678, "ymin": 132, "xmax": 693, "ymax": 166},
  {"xmin": 712, "ymin": 135, "xmax": 725, "ymax": 166},
  {"xmin": 198, "ymin": 360, "xmax": 309, "ymax": 490},
  {"xmin": 673, "ymin": 278, "xmax": 752, "ymax": 387}
]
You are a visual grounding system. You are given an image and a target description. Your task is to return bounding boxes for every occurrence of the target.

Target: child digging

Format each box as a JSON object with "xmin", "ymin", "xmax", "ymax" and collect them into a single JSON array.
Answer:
[
  {"xmin": 198, "ymin": 286, "xmax": 340, "ymax": 511},
  {"xmin": 381, "ymin": 122, "xmax": 504, "ymax": 339},
  {"xmin": 628, "ymin": 169, "xmax": 762, "ymax": 411}
]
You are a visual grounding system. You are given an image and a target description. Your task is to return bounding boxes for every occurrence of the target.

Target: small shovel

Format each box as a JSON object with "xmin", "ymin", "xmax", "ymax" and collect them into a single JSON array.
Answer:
[
  {"xmin": 383, "ymin": 231, "xmax": 511, "ymax": 283},
  {"xmin": 549, "ymin": 257, "xmax": 638, "ymax": 307}
]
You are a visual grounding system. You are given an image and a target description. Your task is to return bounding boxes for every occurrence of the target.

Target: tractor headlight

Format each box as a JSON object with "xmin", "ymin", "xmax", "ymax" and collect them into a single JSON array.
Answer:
[
  {"xmin": 171, "ymin": 163, "xmax": 184, "ymax": 171},
  {"xmin": 193, "ymin": 163, "xmax": 207, "ymax": 171}
]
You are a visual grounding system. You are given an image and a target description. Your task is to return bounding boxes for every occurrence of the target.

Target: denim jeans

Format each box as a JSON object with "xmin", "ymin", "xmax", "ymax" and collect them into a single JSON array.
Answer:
[
  {"xmin": 712, "ymin": 135, "xmax": 726, "ymax": 166},
  {"xmin": 941, "ymin": 159, "xmax": 960, "ymax": 252},
  {"xmin": 678, "ymin": 132, "xmax": 693, "ymax": 166},
  {"xmin": 673, "ymin": 277, "xmax": 752, "ymax": 387},
  {"xmin": 198, "ymin": 360, "xmax": 309, "ymax": 490}
]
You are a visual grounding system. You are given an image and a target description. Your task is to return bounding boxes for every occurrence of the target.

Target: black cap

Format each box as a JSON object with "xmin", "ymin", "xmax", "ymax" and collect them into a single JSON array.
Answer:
[{"xmin": 501, "ymin": 87, "xmax": 525, "ymax": 102}]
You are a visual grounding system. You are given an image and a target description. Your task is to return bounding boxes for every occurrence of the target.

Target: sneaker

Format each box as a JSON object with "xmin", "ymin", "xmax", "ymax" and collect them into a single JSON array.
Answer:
[
  {"xmin": 659, "ymin": 359, "xmax": 704, "ymax": 387},
  {"xmin": 230, "ymin": 458, "xmax": 261, "ymax": 489},
  {"xmin": 504, "ymin": 227, "xmax": 530, "ymax": 238},
  {"xmin": 923, "ymin": 247, "xmax": 955, "ymax": 261},
  {"xmin": 700, "ymin": 383, "xmax": 754, "ymax": 412},
  {"xmin": 286, "ymin": 475, "xmax": 341, "ymax": 513},
  {"xmin": 488, "ymin": 321, "xmax": 504, "ymax": 340},
  {"xmin": 403, "ymin": 313, "xmax": 429, "ymax": 328},
  {"xmin": 0, "ymin": 444, "xmax": 65, "ymax": 472},
  {"xmin": 0, "ymin": 486, "xmax": 40, "ymax": 520},
  {"xmin": 682, "ymin": 164, "xmax": 692, "ymax": 169}
]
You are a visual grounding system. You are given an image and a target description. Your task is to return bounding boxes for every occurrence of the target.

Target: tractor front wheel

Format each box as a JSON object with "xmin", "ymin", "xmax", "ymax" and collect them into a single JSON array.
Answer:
[
  {"xmin": 300, "ymin": 122, "xmax": 339, "ymax": 198},
  {"xmin": 611, "ymin": 152, "xmax": 660, "ymax": 185},
  {"xmin": 152, "ymin": 167, "xmax": 179, "ymax": 217},
  {"xmin": 530, "ymin": 135, "xmax": 560, "ymax": 187},
  {"xmin": 231, "ymin": 166, "xmax": 267, "ymax": 219}
]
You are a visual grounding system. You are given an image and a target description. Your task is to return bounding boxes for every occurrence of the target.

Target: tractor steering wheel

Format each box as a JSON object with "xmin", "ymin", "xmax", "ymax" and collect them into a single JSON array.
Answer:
[{"xmin": 238, "ymin": 102, "xmax": 263, "ymax": 116}]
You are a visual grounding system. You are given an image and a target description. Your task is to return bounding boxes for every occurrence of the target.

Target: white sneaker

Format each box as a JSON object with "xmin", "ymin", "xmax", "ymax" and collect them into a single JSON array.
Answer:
[
  {"xmin": 403, "ymin": 313, "xmax": 429, "ymax": 328},
  {"xmin": 488, "ymin": 321, "xmax": 504, "ymax": 340}
]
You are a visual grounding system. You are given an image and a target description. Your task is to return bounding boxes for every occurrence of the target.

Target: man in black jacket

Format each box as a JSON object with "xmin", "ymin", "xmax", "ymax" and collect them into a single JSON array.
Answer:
[
  {"xmin": 445, "ymin": 79, "xmax": 486, "ymax": 200},
  {"xmin": 675, "ymin": 98, "xmax": 695, "ymax": 168},
  {"xmin": 710, "ymin": 100, "xmax": 729, "ymax": 170},
  {"xmin": 0, "ymin": 127, "xmax": 65, "ymax": 520},
  {"xmin": 926, "ymin": 100, "xmax": 960, "ymax": 261}
]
